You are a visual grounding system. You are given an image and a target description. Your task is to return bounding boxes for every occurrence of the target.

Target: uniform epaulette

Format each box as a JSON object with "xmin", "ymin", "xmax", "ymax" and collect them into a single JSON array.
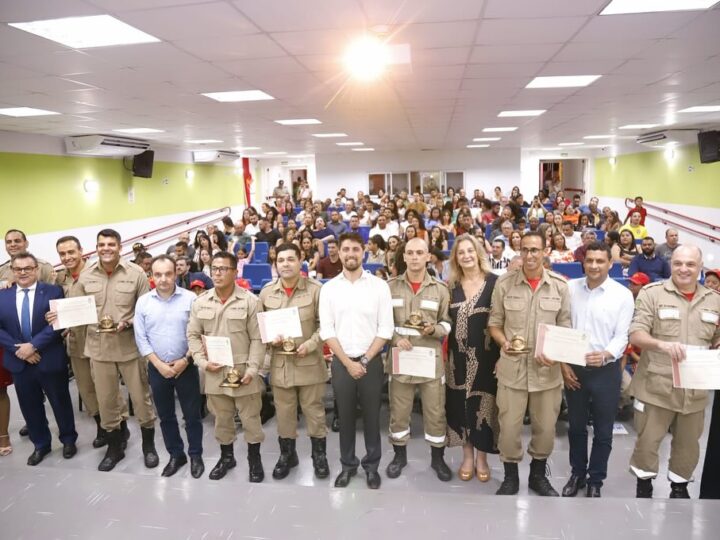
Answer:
[
  {"xmin": 547, "ymin": 270, "xmax": 568, "ymax": 282},
  {"xmin": 306, "ymin": 276, "xmax": 323, "ymax": 287},
  {"xmin": 260, "ymin": 279, "xmax": 278, "ymax": 292},
  {"xmin": 387, "ymin": 275, "xmax": 400, "ymax": 284},
  {"xmin": 431, "ymin": 276, "xmax": 448, "ymax": 289},
  {"xmin": 195, "ymin": 289, "xmax": 211, "ymax": 299},
  {"xmin": 644, "ymin": 281, "xmax": 663, "ymax": 289}
]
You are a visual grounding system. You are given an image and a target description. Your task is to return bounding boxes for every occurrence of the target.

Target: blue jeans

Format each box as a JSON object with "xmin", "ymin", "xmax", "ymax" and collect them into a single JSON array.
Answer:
[
  {"xmin": 147, "ymin": 362, "xmax": 203, "ymax": 458},
  {"xmin": 566, "ymin": 361, "xmax": 622, "ymax": 487}
]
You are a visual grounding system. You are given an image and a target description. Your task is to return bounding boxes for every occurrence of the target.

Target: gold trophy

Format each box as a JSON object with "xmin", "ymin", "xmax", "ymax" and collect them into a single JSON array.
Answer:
[
  {"xmin": 96, "ymin": 314, "xmax": 118, "ymax": 333},
  {"xmin": 506, "ymin": 334, "xmax": 531, "ymax": 355},
  {"xmin": 220, "ymin": 367, "xmax": 243, "ymax": 388},
  {"xmin": 403, "ymin": 311, "xmax": 426, "ymax": 331},
  {"xmin": 277, "ymin": 337, "xmax": 297, "ymax": 355}
]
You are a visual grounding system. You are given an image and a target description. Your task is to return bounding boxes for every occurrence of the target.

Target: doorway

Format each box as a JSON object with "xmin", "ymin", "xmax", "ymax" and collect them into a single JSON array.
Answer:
[{"xmin": 539, "ymin": 159, "xmax": 586, "ymax": 200}]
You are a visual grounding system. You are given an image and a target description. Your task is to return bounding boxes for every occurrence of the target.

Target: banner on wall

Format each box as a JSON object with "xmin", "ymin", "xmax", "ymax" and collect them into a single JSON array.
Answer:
[{"xmin": 242, "ymin": 157, "xmax": 252, "ymax": 207}]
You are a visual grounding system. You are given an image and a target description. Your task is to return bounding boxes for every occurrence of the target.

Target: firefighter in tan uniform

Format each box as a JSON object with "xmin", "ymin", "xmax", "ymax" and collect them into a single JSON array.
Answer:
[
  {"xmin": 77, "ymin": 229, "xmax": 157, "ymax": 472},
  {"xmin": 47, "ymin": 236, "xmax": 127, "ymax": 449},
  {"xmin": 385, "ymin": 237, "xmax": 452, "ymax": 481},
  {"xmin": 489, "ymin": 231, "xmax": 571, "ymax": 496},
  {"xmin": 258, "ymin": 243, "xmax": 329, "ymax": 480},
  {"xmin": 0, "ymin": 229, "xmax": 55, "ymax": 286},
  {"xmin": 187, "ymin": 250, "xmax": 266, "ymax": 482},
  {"xmin": 628, "ymin": 245, "xmax": 720, "ymax": 499}
]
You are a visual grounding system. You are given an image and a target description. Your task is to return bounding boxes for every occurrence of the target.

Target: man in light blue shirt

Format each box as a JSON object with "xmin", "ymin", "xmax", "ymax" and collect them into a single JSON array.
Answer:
[
  {"xmin": 134, "ymin": 255, "xmax": 204, "ymax": 479},
  {"xmin": 561, "ymin": 241, "xmax": 634, "ymax": 498}
]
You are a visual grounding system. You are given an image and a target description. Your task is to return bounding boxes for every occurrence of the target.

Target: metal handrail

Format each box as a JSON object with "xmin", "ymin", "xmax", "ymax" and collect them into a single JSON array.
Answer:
[{"xmin": 624, "ymin": 198, "xmax": 719, "ymax": 244}]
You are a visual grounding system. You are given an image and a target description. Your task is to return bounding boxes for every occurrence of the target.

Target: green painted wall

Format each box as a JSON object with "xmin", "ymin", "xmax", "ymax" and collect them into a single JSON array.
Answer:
[
  {"xmin": 594, "ymin": 144, "xmax": 720, "ymax": 208},
  {"xmin": 0, "ymin": 152, "xmax": 246, "ymax": 235}
]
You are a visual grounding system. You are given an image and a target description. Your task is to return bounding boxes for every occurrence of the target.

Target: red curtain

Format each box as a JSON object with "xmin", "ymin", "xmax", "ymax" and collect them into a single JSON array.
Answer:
[{"xmin": 242, "ymin": 157, "xmax": 252, "ymax": 207}]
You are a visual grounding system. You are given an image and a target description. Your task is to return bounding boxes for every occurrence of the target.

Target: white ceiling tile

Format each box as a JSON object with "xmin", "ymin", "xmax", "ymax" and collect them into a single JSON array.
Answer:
[
  {"xmin": 393, "ymin": 21, "xmax": 478, "ymax": 49},
  {"xmin": 174, "ymin": 34, "xmax": 286, "ymax": 62},
  {"xmin": 470, "ymin": 43, "xmax": 564, "ymax": 63},
  {"xmin": 464, "ymin": 62, "xmax": 544, "ymax": 79},
  {"xmin": 413, "ymin": 47, "xmax": 471, "ymax": 66},
  {"xmin": 361, "ymin": 0, "xmax": 483, "ymax": 24},
  {"xmin": 553, "ymin": 40, "xmax": 656, "ymax": 61},
  {"xmin": 87, "ymin": 0, "xmax": 209, "ymax": 11},
  {"xmin": 0, "ymin": 25, "xmax": 70, "ymax": 59},
  {"xmin": 573, "ymin": 12, "xmax": 699, "ymax": 42},
  {"xmin": 3, "ymin": 50, "xmax": 116, "ymax": 77},
  {"xmin": 216, "ymin": 56, "xmax": 308, "ymax": 78},
  {"xmin": 234, "ymin": 0, "xmax": 365, "ymax": 32},
  {"xmin": 271, "ymin": 29, "xmax": 358, "ymax": 56},
  {"xmin": 0, "ymin": 0, "xmax": 102, "ymax": 22},
  {"xmin": 484, "ymin": 0, "xmax": 607, "ymax": 18},
  {"xmin": 477, "ymin": 17, "xmax": 588, "ymax": 45}
]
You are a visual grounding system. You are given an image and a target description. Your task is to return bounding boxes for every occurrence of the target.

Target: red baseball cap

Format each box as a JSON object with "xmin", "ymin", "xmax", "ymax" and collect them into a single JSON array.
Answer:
[
  {"xmin": 706, "ymin": 269, "xmax": 720, "ymax": 280},
  {"xmin": 628, "ymin": 272, "xmax": 650, "ymax": 286},
  {"xmin": 189, "ymin": 279, "xmax": 206, "ymax": 289}
]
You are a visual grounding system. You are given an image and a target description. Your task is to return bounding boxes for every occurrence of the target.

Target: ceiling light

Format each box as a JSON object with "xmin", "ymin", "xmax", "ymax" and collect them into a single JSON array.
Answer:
[
  {"xmin": 264, "ymin": 151, "xmax": 287, "ymax": 155},
  {"xmin": 343, "ymin": 35, "xmax": 389, "ymax": 81},
  {"xmin": 0, "ymin": 107, "xmax": 60, "ymax": 117},
  {"xmin": 558, "ymin": 142, "xmax": 584, "ymax": 146},
  {"xmin": 467, "ymin": 144, "xmax": 490, "ymax": 148},
  {"xmin": 275, "ymin": 119, "xmax": 322, "ymax": 126},
  {"xmin": 9, "ymin": 15, "xmax": 160, "ymax": 48},
  {"xmin": 201, "ymin": 90, "xmax": 274, "ymax": 102},
  {"xmin": 498, "ymin": 110, "xmax": 546, "ymax": 117},
  {"xmin": 526, "ymin": 75, "xmax": 601, "ymax": 88},
  {"xmin": 237, "ymin": 146, "xmax": 261, "ymax": 151},
  {"xmin": 473, "ymin": 137, "xmax": 502, "ymax": 142},
  {"xmin": 679, "ymin": 105, "xmax": 720, "ymax": 113},
  {"xmin": 601, "ymin": 0, "xmax": 718, "ymax": 15},
  {"xmin": 312, "ymin": 133, "xmax": 348, "ymax": 138},
  {"xmin": 185, "ymin": 139, "xmax": 223, "ymax": 144},
  {"xmin": 583, "ymin": 135, "xmax": 614, "ymax": 139},
  {"xmin": 337, "ymin": 142, "xmax": 364, "ymax": 146},
  {"xmin": 352, "ymin": 147, "xmax": 375, "ymax": 151},
  {"xmin": 113, "ymin": 128, "xmax": 164, "ymax": 134},
  {"xmin": 619, "ymin": 124, "xmax": 659, "ymax": 130},
  {"xmin": 541, "ymin": 148, "xmax": 561, "ymax": 151},
  {"xmin": 482, "ymin": 127, "xmax": 517, "ymax": 132}
]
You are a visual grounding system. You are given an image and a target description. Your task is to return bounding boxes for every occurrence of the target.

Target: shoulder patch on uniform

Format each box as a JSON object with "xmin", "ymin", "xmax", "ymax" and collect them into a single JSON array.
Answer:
[
  {"xmin": 260, "ymin": 279, "xmax": 278, "ymax": 291},
  {"xmin": 546, "ymin": 270, "xmax": 568, "ymax": 281},
  {"xmin": 644, "ymin": 281, "xmax": 663, "ymax": 289},
  {"xmin": 306, "ymin": 277, "xmax": 323, "ymax": 287},
  {"xmin": 432, "ymin": 277, "xmax": 448, "ymax": 288}
]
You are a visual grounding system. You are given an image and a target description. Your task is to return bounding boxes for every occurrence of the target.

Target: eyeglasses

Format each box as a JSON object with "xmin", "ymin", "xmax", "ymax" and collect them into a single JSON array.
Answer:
[
  {"xmin": 210, "ymin": 266, "xmax": 234, "ymax": 274},
  {"xmin": 520, "ymin": 248, "xmax": 542, "ymax": 255},
  {"xmin": 11, "ymin": 266, "xmax": 38, "ymax": 274}
]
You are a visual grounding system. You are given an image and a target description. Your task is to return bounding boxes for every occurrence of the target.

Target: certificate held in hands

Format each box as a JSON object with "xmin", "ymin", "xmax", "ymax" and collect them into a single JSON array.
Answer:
[
  {"xmin": 49, "ymin": 296, "xmax": 98, "ymax": 330},
  {"xmin": 257, "ymin": 307, "xmax": 303, "ymax": 344},
  {"xmin": 201, "ymin": 335, "xmax": 234, "ymax": 367},
  {"xmin": 392, "ymin": 346, "xmax": 436, "ymax": 379},
  {"xmin": 534, "ymin": 323, "xmax": 590, "ymax": 366},
  {"xmin": 672, "ymin": 349, "xmax": 720, "ymax": 390}
]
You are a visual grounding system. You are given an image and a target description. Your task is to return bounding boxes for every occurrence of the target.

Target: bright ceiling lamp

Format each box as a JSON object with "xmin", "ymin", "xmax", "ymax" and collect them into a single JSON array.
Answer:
[
  {"xmin": 343, "ymin": 35, "xmax": 389, "ymax": 81},
  {"xmin": 601, "ymin": 0, "xmax": 719, "ymax": 15},
  {"xmin": 202, "ymin": 90, "xmax": 274, "ymax": 102},
  {"xmin": 0, "ymin": 107, "xmax": 59, "ymax": 117},
  {"xmin": 9, "ymin": 15, "xmax": 160, "ymax": 48},
  {"xmin": 275, "ymin": 119, "xmax": 322, "ymax": 125},
  {"xmin": 498, "ymin": 110, "xmax": 546, "ymax": 117},
  {"xmin": 526, "ymin": 75, "xmax": 601, "ymax": 88},
  {"xmin": 679, "ymin": 105, "xmax": 720, "ymax": 113}
]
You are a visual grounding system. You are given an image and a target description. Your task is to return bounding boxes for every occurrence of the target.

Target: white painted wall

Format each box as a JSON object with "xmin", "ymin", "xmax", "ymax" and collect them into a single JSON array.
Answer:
[
  {"xmin": 314, "ymin": 148, "xmax": 521, "ymax": 199},
  {"xmin": 255, "ymin": 156, "xmax": 317, "ymax": 203}
]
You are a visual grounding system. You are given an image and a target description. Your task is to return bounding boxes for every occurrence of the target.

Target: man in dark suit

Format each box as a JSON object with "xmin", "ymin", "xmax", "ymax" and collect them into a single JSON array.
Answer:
[
  {"xmin": 0, "ymin": 252, "xmax": 77, "ymax": 465},
  {"xmin": 175, "ymin": 256, "xmax": 213, "ymax": 290}
]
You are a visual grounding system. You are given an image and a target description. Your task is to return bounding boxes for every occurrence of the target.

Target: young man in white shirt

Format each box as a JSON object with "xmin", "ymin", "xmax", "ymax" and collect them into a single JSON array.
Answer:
[{"xmin": 319, "ymin": 232, "xmax": 394, "ymax": 489}]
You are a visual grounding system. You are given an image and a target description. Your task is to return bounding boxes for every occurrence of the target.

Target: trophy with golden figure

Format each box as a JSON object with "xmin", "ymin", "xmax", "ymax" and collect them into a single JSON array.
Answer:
[
  {"xmin": 276, "ymin": 336, "xmax": 297, "ymax": 355},
  {"xmin": 403, "ymin": 310, "xmax": 426, "ymax": 331},
  {"xmin": 96, "ymin": 314, "xmax": 119, "ymax": 333},
  {"xmin": 506, "ymin": 334, "xmax": 531, "ymax": 355},
  {"xmin": 220, "ymin": 367, "xmax": 243, "ymax": 388}
]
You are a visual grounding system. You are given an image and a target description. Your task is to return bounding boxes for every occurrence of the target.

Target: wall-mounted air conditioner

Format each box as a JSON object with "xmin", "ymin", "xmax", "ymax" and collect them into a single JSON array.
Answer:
[{"xmin": 65, "ymin": 134, "xmax": 150, "ymax": 156}]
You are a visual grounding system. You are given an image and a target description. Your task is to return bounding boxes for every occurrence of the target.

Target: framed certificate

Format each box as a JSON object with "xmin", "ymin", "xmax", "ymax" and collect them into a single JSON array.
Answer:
[
  {"xmin": 201, "ymin": 335, "xmax": 234, "ymax": 367},
  {"xmin": 257, "ymin": 307, "xmax": 303, "ymax": 344},
  {"xmin": 391, "ymin": 346, "xmax": 435, "ymax": 378},
  {"xmin": 49, "ymin": 296, "xmax": 98, "ymax": 330},
  {"xmin": 534, "ymin": 323, "xmax": 590, "ymax": 366}
]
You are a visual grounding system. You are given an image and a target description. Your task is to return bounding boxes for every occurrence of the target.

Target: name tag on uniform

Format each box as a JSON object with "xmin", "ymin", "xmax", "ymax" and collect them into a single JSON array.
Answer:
[
  {"xmin": 420, "ymin": 299, "xmax": 439, "ymax": 311},
  {"xmin": 392, "ymin": 298, "xmax": 404, "ymax": 307},
  {"xmin": 701, "ymin": 311, "xmax": 719, "ymax": 324},
  {"xmin": 658, "ymin": 308, "xmax": 680, "ymax": 320}
]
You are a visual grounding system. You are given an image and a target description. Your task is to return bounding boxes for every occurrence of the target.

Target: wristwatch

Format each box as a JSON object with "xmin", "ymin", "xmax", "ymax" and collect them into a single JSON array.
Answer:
[{"xmin": 360, "ymin": 355, "xmax": 370, "ymax": 368}]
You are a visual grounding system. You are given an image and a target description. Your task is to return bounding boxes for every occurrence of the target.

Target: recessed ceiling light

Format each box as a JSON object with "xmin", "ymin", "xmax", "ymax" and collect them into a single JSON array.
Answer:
[
  {"xmin": 264, "ymin": 151, "xmax": 287, "ymax": 155},
  {"xmin": 237, "ymin": 146, "xmax": 261, "ymax": 151},
  {"xmin": 558, "ymin": 142, "xmax": 584, "ymax": 146},
  {"xmin": 540, "ymin": 147, "xmax": 562, "ymax": 151},
  {"xmin": 619, "ymin": 124, "xmax": 659, "ymax": 130},
  {"xmin": 275, "ymin": 119, "xmax": 322, "ymax": 125},
  {"xmin": 601, "ymin": 0, "xmax": 718, "ymax": 16},
  {"xmin": 201, "ymin": 90, "xmax": 274, "ymax": 102},
  {"xmin": 288, "ymin": 154, "xmax": 314, "ymax": 158},
  {"xmin": 343, "ymin": 35, "xmax": 389, "ymax": 81},
  {"xmin": 482, "ymin": 127, "xmax": 517, "ymax": 132},
  {"xmin": 497, "ymin": 110, "xmax": 546, "ymax": 117},
  {"xmin": 352, "ymin": 147, "xmax": 375, "ymax": 152},
  {"xmin": 526, "ymin": 75, "xmax": 601, "ymax": 88},
  {"xmin": 185, "ymin": 139, "xmax": 223, "ymax": 144},
  {"xmin": 679, "ymin": 105, "xmax": 720, "ymax": 113},
  {"xmin": 337, "ymin": 142, "xmax": 364, "ymax": 146},
  {"xmin": 0, "ymin": 107, "xmax": 60, "ymax": 117},
  {"xmin": 473, "ymin": 137, "xmax": 502, "ymax": 142},
  {"xmin": 312, "ymin": 133, "xmax": 348, "ymax": 138},
  {"xmin": 583, "ymin": 135, "xmax": 614, "ymax": 139},
  {"xmin": 113, "ymin": 128, "xmax": 164, "ymax": 134},
  {"xmin": 467, "ymin": 144, "xmax": 490, "ymax": 148},
  {"xmin": 9, "ymin": 15, "xmax": 160, "ymax": 49}
]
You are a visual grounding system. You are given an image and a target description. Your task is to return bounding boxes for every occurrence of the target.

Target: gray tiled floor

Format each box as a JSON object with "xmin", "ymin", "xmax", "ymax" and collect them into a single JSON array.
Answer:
[{"xmin": 1, "ymin": 381, "xmax": 718, "ymax": 540}]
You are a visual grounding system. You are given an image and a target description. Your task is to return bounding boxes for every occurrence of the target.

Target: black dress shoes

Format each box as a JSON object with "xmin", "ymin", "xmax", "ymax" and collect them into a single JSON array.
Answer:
[
  {"xmin": 331, "ymin": 416, "xmax": 340, "ymax": 433},
  {"xmin": 669, "ymin": 482, "xmax": 690, "ymax": 499},
  {"xmin": 62, "ymin": 443, "xmax": 77, "ymax": 459},
  {"xmin": 586, "ymin": 485, "xmax": 602, "ymax": 497},
  {"xmin": 161, "ymin": 455, "xmax": 188, "ymax": 477},
  {"xmin": 366, "ymin": 471, "xmax": 381, "ymax": 489},
  {"xmin": 19, "ymin": 425, "xmax": 29, "ymax": 437},
  {"xmin": 334, "ymin": 469, "xmax": 356, "ymax": 487},
  {"xmin": 636, "ymin": 478, "xmax": 653, "ymax": 498},
  {"xmin": 27, "ymin": 447, "xmax": 51, "ymax": 466},
  {"xmin": 190, "ymin": 456, "xmax": 205, "ymax": 479},
  {"xmin": 562, "ymin": 474, "xmax": 587, "ymax": 497}
]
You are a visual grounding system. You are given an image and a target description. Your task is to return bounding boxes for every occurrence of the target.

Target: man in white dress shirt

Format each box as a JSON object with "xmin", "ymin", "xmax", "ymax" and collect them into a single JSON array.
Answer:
[
  {"xmin": 560, "ymin": 242, "xmax": 634, "ymax": 498},
  {"xmin": 319, "ymin": 232, "xmax": 394, "ymax": 489}
]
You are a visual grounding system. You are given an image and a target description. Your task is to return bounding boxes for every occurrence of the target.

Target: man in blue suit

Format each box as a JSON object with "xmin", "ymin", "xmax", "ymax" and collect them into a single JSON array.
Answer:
[
  {"xmin": 175, "ymin": 256, "xmax": 213, "ymax": 290},
  {"xmin": 0, "ymin": 252, "xmax": 77, "ymax": 465}
]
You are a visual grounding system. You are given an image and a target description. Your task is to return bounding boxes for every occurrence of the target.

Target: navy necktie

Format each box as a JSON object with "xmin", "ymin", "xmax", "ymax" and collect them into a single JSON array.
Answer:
[{"xmin": 21, "ymin": 288, "xmax": 32, "ymax": 342}]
